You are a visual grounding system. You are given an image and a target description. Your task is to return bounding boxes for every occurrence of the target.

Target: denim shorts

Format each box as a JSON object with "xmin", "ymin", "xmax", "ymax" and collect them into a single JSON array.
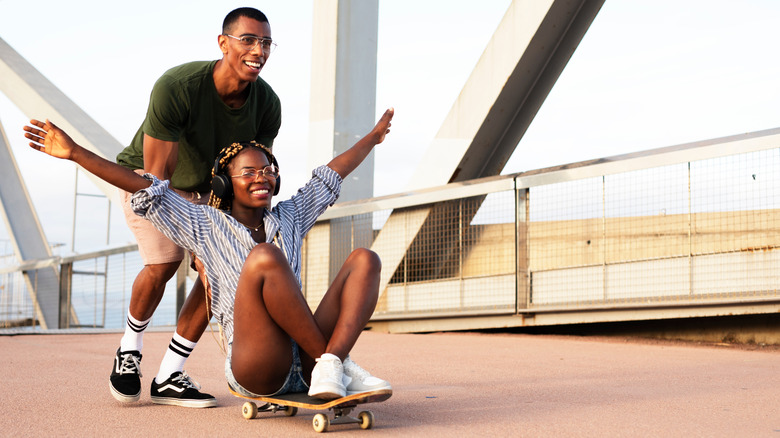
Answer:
[{"xmin": 225, "ymin": 338, "xmax": 309, "ymax": 397}]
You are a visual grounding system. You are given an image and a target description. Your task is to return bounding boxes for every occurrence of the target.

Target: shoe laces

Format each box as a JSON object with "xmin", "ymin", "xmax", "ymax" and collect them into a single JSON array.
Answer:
[
  {"xmin": 118, "ymin": 352, "xmax": 142, "ymax": 377},
  {"xmin": 315, "ymin": 355, "xmax": 343, "ymax": 380},
  {"xmin": 172, "ymin": 371, "xmax": 201, "ymax": 390},
  {"xmin": 344, "ymin": 358, "xmax": 370, "ymax": 381}
]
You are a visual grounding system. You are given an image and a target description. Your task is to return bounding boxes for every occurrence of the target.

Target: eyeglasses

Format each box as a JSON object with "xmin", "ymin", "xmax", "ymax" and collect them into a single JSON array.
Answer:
[
  {"xmin": 231, "ymin": 165, "xmax": 279, "ymax": 180},
  {"xmin": 225, "ymin": 34, "xmax": 277, "ymax": 53}
]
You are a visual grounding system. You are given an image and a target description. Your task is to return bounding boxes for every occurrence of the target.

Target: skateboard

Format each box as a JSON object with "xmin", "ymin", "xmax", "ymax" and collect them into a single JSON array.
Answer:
[{"xmin": 229, "ymin": 387, "xmax": 392, "ymax": 433}]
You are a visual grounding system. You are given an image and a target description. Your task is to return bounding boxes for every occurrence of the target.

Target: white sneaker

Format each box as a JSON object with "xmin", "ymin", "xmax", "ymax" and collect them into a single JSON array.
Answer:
[
  {"xmin": 308, "ymin": 353, "xmax": 346, "ymax": 400},
  {"xmin": 343, "ymin": 356, "xmax": 392, "ymax": 395}
]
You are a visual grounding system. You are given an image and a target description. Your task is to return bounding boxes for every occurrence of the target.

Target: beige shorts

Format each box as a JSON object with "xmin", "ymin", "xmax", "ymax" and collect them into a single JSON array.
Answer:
[{"xmin": 120, "ymin": 170, "xmax": 209, "ymax": 265}]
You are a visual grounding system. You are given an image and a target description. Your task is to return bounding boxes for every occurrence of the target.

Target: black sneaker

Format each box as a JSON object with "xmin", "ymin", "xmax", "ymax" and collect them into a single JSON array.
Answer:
[
  {"xmin": 150, "ymin": 371, "xmax": 217, "ymax": 408},
  {"xmin": 109, "ymin": 348, "xmax": 142, "ymax": 403}
]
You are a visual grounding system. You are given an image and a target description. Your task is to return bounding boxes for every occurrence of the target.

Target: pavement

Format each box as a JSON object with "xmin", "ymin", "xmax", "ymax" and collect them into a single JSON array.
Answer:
[{"xmin": 1, "ymin": 329, "xmax": 778, "ymax": 437}]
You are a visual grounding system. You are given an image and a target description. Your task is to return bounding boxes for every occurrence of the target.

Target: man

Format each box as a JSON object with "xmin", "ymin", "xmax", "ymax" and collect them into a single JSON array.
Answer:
[{"xmin": 110, "ymin": 7, "xmax": 281, "ymax": 408}]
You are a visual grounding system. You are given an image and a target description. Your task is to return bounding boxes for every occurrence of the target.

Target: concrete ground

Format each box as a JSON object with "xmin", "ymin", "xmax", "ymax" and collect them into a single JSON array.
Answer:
[{"xmin": 1, "ymin": 329, "xmax": 778, "ymax": 437}]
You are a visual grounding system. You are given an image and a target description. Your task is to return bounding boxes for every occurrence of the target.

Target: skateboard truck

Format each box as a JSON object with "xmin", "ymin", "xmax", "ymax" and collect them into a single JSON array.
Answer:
[{"xmin": 233, "ymin": 388, "xmax": 391, "ymax": 433}]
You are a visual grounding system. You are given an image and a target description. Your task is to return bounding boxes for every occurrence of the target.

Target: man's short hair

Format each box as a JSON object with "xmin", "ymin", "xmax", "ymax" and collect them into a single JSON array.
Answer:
[{"xmin": 223, "ymin": 7, "xmax": 269, "ymax": 34}]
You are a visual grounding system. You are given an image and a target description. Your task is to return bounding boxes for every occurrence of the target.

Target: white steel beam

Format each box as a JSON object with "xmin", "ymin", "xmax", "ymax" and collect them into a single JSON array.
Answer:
[
  {"xmin": 372, "ymin": 0, "xmax": 604, "ymax": 299},
  {"xmin": 408, "ymin": 0, "xmax": 605, "ymax": 189},
  {"xmin": 0, "ymin": 117, "xmax": 60, "ymax": 329},
  {"xmin": 0, "ymin": 37, "xmax": 123, "ymax": 202}
]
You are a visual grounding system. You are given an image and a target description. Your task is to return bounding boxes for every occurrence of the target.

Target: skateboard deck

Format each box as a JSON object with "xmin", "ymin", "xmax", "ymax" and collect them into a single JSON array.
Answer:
[{"xmin": 229, "ymin": 387, "xmax": 392, "ymax": 433}]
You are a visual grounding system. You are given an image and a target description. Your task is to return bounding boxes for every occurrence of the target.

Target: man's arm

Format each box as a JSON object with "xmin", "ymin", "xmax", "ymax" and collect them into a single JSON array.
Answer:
[
  {"xmin": 143, "ymin": 134, "xmax": 179, "ymax": 180},
  {"xmin": 327, "ymin": 108, "xmax": 393, "ymax": 179},
  {"xmin": 24, "ymin": 119, "xmax": 152, "ymax": 193}
]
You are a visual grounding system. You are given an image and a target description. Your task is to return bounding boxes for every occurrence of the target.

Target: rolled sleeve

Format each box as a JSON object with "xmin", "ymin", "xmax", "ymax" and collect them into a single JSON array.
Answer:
[
  {"xmin": 130, "ymin": 174, "xmax": 168, "ymax": 217},
  {"xmin": 312, "ymin": 165, "xmax": 342, "ymax": 206}
]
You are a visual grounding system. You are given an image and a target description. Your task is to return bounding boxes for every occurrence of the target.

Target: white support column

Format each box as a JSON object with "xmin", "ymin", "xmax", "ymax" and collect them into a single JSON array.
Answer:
[
  {"xmin": 308, "ymin": 0, "xmax": 379, "ymax": 280},
  {"xmin": 308, "ymin": 0, "xmax": 378, "ymax": 202}
]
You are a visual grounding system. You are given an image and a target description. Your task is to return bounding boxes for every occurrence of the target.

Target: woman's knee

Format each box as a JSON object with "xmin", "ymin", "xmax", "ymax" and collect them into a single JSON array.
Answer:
[
  {"xmin": 347, "ymin": 248, "xmax": 381, "ymax": 272},
  {"xmin": 244, "ymin": 243, "xmax": 287, "ymax": 271}
]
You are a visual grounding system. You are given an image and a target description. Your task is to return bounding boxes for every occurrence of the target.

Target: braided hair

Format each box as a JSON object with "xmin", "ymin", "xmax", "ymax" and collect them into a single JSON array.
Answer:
[{"xmin": 208, "ymin": 141, "xmax": 277, "ymax": 211}]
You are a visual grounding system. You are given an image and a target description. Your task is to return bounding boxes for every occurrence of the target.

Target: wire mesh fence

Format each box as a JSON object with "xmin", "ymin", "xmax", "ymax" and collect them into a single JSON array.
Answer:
[
  {"xmin": 0, "ymin": 244, "xmax": 184, "ymax": 330},
  {"xmin": 3, "ymin": 131, "xmax": 780, "ymax": 331}
]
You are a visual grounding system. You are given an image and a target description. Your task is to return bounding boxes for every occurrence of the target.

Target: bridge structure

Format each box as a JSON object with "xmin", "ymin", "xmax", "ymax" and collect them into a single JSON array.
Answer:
[{"xmin": 2, "ymin": 1, "xmax": 779, "ymax": 338}]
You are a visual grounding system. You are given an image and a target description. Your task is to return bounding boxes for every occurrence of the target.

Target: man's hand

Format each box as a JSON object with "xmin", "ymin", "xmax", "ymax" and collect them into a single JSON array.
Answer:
[
  {"xmin": 191, "ymin": 254, "xmax": 213, "ymax": 305},
  {"xmin": 24, "ymin": 119, "xmax": 79, "ymax": 160}
]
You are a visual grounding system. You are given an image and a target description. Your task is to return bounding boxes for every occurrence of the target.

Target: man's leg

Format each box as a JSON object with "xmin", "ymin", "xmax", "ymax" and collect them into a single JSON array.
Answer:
[
  {"xmin": 112, "ymin": 183, "xmax": 205, "ymax": 404},
  {"xmin": 175, "ymin": 276, "xmax": 211, "ymax": 342},
  {"xmin": 146, "ymin": 189, "xmax": 217, "ymax": 408},
  {"xmin": 155, "ymin": 277, "xmax": 209, "ymax": 380},
  {"xmin": 110, "ymin": 262, "xmax": 178, "ymax": 403},
  {"xmin": 121, "ymin": 262, "xmax": 179, "ymax": 350},
  {"xmin": 150, "ymin": 276, "xmax": 216, "ymax": 408}
]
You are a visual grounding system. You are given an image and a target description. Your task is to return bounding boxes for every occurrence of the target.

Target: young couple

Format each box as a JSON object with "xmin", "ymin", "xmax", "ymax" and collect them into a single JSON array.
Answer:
[{"xmin": 24, "ymin": 108, "xmax": 395, "ymax": 401}]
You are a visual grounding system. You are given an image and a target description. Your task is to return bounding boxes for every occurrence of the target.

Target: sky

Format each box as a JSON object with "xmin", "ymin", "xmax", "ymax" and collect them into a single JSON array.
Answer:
[{"xmin": 1, "ymin": 0, "xmax": 779, "ymax": 254}]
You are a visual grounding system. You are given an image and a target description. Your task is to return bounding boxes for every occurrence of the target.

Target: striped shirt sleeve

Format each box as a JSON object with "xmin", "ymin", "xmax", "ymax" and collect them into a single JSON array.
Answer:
[
  {"xmin": 288, "ymin": 165, "xmax": 342, "ymax": 237},
  {"xmin": 130, "ymin": 175, "xmax": 205, "ymax": 254}
]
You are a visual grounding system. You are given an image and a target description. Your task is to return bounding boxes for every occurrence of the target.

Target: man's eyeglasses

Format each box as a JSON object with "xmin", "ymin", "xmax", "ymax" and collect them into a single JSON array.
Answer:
[
  {"xmin": 225, "ymin": 34, "xmax": 277, "ymax": 53},
  {"xmin": 231, "ymin": 166, "xmax": 279, "ymax": 180}
]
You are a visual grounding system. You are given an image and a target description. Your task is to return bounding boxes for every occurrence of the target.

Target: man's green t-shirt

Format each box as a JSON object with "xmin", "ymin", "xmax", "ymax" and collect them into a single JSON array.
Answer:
[{"xmin": 116, "ymin": 60, "xmax": 281, "ymax": 193}]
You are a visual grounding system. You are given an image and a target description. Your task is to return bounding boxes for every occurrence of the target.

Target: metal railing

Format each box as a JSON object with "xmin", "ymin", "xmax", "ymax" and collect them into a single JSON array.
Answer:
[
  {"xmin": 305, "ymin": 127, "xmax": 780, "ymax": 329},
  {"xmin": 0, "ymin": 243, "xmax": 187, "ymax": 330},
  {"xmin": 3, "ymin": 127, "xmax": 780, "ymax": 332}
]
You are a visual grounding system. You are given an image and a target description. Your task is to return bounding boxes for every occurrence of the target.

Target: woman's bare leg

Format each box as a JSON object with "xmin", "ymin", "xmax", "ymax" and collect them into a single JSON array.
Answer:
[
  {"xmin": 301, "ymin": 248, "xmax": 381, "ymax": 373},
  {"xmin": 230, "ymin": 243, "xmax": 329, "ymax": 394}
]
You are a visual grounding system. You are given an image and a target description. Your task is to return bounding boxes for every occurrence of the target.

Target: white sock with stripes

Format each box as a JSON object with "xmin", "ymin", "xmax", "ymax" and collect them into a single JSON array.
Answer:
[
  {"xmin": 120, "ymin": 313, "xmax": 151, "ymax": 352},
  {"xmin": 155, "ymin": 332, "xmax": 197, "ymax": 383}
]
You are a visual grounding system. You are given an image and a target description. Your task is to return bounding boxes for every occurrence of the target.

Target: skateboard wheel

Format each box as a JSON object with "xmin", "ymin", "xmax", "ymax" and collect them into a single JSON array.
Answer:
[
  {"xmin": 284, "ymin": 406, "xmax": 298, "ymax": 417},
  {"xmin": 358, "ymin": 411, "xmax": 374, "ymax": 429},
  {"xmin": 312, "ymin": 413, "xmax": 329, "ymax": 433},
  {"xmin": 242, "ymin": 401, "xmax": 258, "ymax": 420}
]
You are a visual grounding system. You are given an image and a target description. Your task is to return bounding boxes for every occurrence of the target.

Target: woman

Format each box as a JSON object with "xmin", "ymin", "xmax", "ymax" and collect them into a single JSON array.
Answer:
[{"xmin": 24, "ymin": 108, "xmax": 394, "ymax": 400}]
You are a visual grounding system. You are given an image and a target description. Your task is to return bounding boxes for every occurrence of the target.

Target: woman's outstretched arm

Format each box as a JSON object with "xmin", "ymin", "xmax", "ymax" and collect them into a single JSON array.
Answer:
[{"xmin": 24, "ymin": 119, "xmax": 152, "ymax": 193}]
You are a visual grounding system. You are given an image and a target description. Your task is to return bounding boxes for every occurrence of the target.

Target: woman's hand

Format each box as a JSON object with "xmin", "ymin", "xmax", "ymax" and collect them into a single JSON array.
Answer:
[
  {"xmin": 370, "ymin": 108, "xmax": 393, "ymax": 145},
  {"xmin": 23, "ymin": 119, "xmax": 79, "ymax": 160}
]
